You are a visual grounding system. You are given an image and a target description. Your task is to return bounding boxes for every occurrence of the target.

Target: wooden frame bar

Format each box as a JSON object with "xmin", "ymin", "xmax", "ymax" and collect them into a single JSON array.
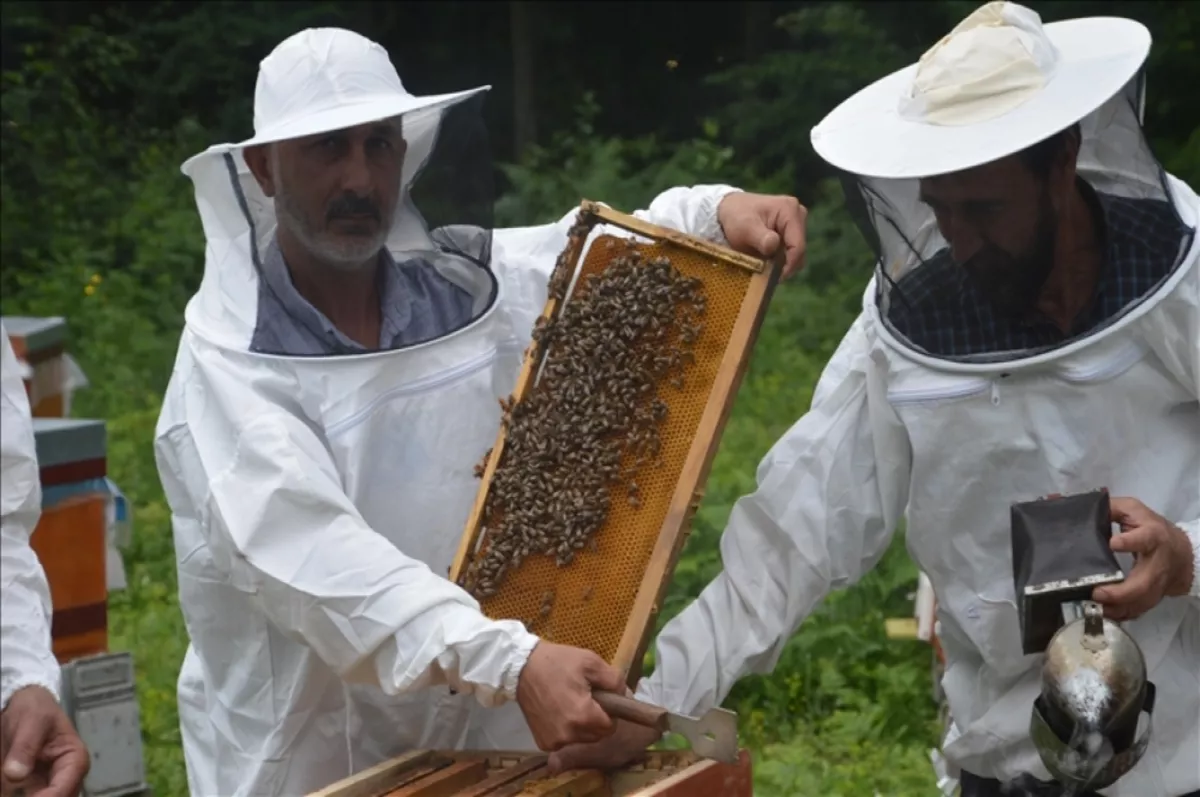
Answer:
[
  {"xmin": 449, "ymin": 199, "xmax": 780, "ymax": 680},
  {"xmin": 310, "ymin": 750, "xmax": 753, "ymax": 797}
]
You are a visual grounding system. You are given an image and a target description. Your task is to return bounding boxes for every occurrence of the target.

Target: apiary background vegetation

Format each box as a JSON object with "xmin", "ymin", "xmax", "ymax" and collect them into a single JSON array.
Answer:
[{"xmin": 7, "ymin": 1, "xmax": 1193, "ymax": 792}]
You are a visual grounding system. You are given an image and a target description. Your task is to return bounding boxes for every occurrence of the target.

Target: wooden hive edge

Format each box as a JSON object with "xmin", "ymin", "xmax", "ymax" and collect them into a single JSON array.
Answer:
[{"xmin": 306, "ymin": 750, "xmax": 442, "ymax": 797}]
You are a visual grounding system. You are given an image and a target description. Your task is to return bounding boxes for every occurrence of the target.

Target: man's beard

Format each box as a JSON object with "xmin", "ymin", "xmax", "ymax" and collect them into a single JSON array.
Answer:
[
  {"xmin": 962, "ymin": 199, "xmax": 1058, "ymax": 320},
  {"xmin": 273, "ymin": 185, "xmax": 391, "ymax": 273}
]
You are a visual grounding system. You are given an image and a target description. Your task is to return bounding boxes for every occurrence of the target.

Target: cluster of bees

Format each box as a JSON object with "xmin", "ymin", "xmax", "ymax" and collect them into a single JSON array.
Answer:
[{"xmin": 462, "ymin": 234, "xmax": 708, "ymax": 602}]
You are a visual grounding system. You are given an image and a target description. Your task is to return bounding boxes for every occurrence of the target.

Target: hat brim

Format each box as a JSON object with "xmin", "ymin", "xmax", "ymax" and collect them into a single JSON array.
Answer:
[
  {"xmin": 180, "ymin": 85, "xmax": 490, "ymax": 178},
  {"xmin": 809, "ymin": 17, "xmax": 1150, "ymax": 180}
]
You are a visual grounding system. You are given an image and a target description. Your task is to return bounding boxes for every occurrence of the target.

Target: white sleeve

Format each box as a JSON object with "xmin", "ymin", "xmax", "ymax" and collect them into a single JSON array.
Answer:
[
  {"xmin": 635, "ymin": 313, "xmax": 912, "ymax": 716},
  {"xmin": 0, "ymin": 324, "xmax": 61, "ymax": 710},
  {"xmin": 1139, "ymin": 240, "xmax": 1200, "ymax": 600},
  {"xmin": 1181, "ymin": 520, "xmax": 1200, "ymax": 599},
  {"xmin": 493, "ymin": 185, "xmax": 741, "ymax": 337},
  {"xmin": 154, "ymin": 346, "xmax": 540, "ymax": 708}
]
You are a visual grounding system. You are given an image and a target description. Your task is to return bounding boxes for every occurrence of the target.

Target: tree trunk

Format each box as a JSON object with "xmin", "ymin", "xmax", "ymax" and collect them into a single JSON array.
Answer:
[{"xmin": 511, "ymin": 0, "xmax": 536, "ymax": 159}]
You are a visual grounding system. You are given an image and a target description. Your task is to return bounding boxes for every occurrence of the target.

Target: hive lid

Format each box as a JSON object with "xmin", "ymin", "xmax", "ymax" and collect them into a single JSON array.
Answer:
[
  {"xmin": 32, "ymin": 418, "xmax": 107, "ymax": 474},
  {"xmin": 2, "ymin": 315, "xmax": 68, "ymax": 359}
]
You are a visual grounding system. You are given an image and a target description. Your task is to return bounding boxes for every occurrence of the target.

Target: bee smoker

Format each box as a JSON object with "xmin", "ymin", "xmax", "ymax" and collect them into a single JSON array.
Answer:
[{"xmin": 1011, "ymin": 490, "xmax": 1158, "ymax": 791}]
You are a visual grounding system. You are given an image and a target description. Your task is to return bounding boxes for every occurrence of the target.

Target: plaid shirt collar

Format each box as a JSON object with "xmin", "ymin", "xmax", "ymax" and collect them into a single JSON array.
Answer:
[{"xmin": 884, "ymin": 179, "xmax": 1192, "ymax": 359}]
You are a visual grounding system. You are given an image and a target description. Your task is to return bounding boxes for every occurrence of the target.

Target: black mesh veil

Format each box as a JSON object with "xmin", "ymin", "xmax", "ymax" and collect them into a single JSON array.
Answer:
[
  {"xmin": 225, "ymin": 90, "xmax": 498, "ymax": 358},
  {"xmin": 840, "ymin": 71, "xmax": 1195, "ymax": 365}
]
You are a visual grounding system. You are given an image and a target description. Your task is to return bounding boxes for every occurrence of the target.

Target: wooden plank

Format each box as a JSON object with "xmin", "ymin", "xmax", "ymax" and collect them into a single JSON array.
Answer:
[
  {"xmin": 500, "ymin": 770, "xmax": 608, "ymax": 797},
  {"xmin": 385, "ymin": 763, "xmax": 461, "ymax": 792},
  {"xmin": 632, "ymin": 750, "xmax": 753, "ymax": 797},
  {"xmin": 455, "ymin": 755, "xmax": 549, "ymax": 797},
  {"xmin": 584, "ymin": 202, "xmax": 764, "ymax": 274},
  {"xmin": 307, "ymin": 750, "xmax": 438, "ymax": 797},
  {"xmin": 386, "ymin": 759, "xmax": 489, "ymax": 797},
  {"xmin": 614, "ymin": 251, "xmax": 781, "ymax": 678}
]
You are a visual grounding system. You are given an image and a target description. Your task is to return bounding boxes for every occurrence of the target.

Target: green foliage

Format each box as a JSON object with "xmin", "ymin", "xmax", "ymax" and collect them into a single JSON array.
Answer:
[
  {"xmin": 496, "ymin": 93, "xmax": 792, "ymax": 227},
  {"xmin": 5, "ymin": 1, "xmax": 1195, "ymax": 794},
  {"xmin": 104, "ymin": 409, "xmax": 190, "ymax": 797}
]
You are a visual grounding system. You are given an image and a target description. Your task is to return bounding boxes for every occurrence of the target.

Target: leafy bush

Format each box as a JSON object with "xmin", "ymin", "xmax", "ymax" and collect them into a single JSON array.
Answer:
[{"xmin": 496, "ymin": 92, "xmax": 792, "ymax": 226}]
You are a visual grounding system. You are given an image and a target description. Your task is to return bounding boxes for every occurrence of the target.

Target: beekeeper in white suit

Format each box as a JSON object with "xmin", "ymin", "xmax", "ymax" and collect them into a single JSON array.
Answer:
[
  {"xmin": 551, "ymin": 4, "xmax": 1200, "ymax": 796},
  {"xmin": 153, "ymin": 26, "xmax": 807, "ymax": 797},
  {"xmin": 1, "ymin": 324, "xmax": 91, "ymax": 797}
]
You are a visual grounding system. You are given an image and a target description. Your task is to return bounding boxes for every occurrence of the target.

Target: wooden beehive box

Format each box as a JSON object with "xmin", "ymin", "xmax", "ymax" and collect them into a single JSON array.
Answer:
[
  {"xmin": 309, "ymin": 749, "xmax": 754, "ymax": 797},
  {"xmin": 3, "ymin": 315, "xmax": 75, "ymax": 418},
  {"xmin": 449, "ymin": 201, "xmax": 780, "ymax": 681},
  {"xmin": 30, "ymin": 417, "xmax": 110, "ymax": 663}
]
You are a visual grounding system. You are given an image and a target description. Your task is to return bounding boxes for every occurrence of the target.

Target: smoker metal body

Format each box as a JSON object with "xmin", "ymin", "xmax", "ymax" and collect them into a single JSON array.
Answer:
[{"xmin": 1011, "ymin": 491, "xmax": 1156, "ymax": 792}]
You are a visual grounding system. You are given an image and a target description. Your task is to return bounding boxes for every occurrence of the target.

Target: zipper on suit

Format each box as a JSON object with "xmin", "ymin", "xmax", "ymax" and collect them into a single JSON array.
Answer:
[{"xmin": 326, "ymin": 339, "xmax": 520, "ymax": 438}]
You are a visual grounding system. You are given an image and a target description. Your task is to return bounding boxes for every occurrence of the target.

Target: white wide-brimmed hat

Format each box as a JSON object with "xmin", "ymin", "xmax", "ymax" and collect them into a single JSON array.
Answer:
[
  {"xmin": 810, "ymin": 1, "xmax": 1151, "ymax": 180},
  {"xmin": 180, "ymin": 27, "xmax": 490, "ymax": 187},
  {"xmin": 177, "ymin": 28, "xmax": 496, "ymax": 351}
]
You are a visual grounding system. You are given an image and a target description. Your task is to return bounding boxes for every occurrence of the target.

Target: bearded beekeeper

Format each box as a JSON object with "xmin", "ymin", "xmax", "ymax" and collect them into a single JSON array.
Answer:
[
  {"xmin": 153, "ymin": 26, "xmax": 807, "ymax": 797},
  {"xmin": 1, "ymin": 324, "xmax": 91, "ymax": 797},
  {"xmin": 549, "ymin": 4, "xmax": 1200, "ymax": 796}
]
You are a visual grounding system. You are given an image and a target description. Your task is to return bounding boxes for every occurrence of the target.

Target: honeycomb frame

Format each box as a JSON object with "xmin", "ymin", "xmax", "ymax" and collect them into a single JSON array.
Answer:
[{"xmin": 449, "ymin": 199, "xmax": 781, "ymax": 681}]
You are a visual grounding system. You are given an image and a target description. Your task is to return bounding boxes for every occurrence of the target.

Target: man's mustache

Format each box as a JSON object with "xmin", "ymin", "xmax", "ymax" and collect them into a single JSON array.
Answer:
[{"xmin": 327, "ymin": 194, "xmax": 381, "ymax": 222}]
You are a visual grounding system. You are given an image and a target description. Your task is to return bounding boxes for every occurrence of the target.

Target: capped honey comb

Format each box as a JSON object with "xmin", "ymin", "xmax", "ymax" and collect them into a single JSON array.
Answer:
[{"xmin": 449, "ymin": 200, "xmax": 779, "ymax": 678}]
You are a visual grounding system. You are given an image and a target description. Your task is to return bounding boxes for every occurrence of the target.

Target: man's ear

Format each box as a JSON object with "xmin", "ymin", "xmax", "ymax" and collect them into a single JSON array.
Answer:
[{"xmin": 243, "ymin": 144, "xmax": 276, "ymax": 197}]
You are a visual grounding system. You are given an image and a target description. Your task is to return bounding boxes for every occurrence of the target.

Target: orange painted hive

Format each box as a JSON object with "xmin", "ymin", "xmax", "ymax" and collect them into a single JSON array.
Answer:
[
  {"xmin": 29, "ymin": 417, "xmax": 110, "ymax": 663},
  {"xmin": 450, "ymin": 202, "xmax": 779, "ymax": 676}
]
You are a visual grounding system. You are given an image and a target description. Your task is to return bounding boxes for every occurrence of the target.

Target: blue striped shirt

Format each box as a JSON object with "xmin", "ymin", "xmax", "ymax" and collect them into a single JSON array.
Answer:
[{"xmin": 249, "ymin": 237, "xmax": 477, "ymax": 356}]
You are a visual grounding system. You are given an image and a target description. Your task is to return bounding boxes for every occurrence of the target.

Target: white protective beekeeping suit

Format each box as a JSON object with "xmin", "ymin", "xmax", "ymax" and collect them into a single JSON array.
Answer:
[
  {"xmin": 635, "ymin": 4, "xmax": 1200, "ymax": 795},
  {"xmin": 0, "ymin": 323, "xmax": 61, "ymax": 712},
  {"xmin": 153, "ymin": 28, "xmax": 742, "ymax": 797}
]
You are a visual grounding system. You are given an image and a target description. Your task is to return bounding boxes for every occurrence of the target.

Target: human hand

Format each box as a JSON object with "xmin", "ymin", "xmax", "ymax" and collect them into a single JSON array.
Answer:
[
  {"xmin": 1092, "ymin": 497, "xmax": 1195, "ymax": 621},
  {"xmin": 545, "ymin": 717, "xmax": 661, "ymax": 775},
  {"xmin": 716, "ymin": 192, "xmax": 808, "ymax": 279},
  {"xmin": 1, "ymin": 686, "xmax": 89, "ymax": 797},
  {"xmin": 516, "ymin": 641, "xmax": 626, "ymax": 752}
]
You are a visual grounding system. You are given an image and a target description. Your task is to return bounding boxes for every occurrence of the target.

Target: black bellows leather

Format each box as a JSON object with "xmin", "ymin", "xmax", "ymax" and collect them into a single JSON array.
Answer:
[{"xmin": 1011, "ymin": 490, "xmax": 1125, "ymax": 655}]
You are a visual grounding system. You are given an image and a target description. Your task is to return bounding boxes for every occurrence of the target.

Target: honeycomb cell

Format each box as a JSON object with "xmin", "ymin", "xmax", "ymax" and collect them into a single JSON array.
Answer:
[{"xmin": 466, "ymin": 233, "xmax": 754, "ymax": 665}]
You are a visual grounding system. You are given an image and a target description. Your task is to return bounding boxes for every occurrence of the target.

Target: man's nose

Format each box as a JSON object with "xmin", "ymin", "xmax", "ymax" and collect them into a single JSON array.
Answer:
[
  {"xmin": 945, "ymin": 218, "xmax": 983, "ymax": 266},
  {"xmin": 341, "ymin": 146, "xmax": 374, "ymax": 195}
]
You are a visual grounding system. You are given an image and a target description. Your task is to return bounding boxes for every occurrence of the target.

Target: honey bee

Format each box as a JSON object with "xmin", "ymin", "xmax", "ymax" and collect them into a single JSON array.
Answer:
[{"xmin": 466, "ymin": 242, "xmax": 708, "ymax": 599}]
